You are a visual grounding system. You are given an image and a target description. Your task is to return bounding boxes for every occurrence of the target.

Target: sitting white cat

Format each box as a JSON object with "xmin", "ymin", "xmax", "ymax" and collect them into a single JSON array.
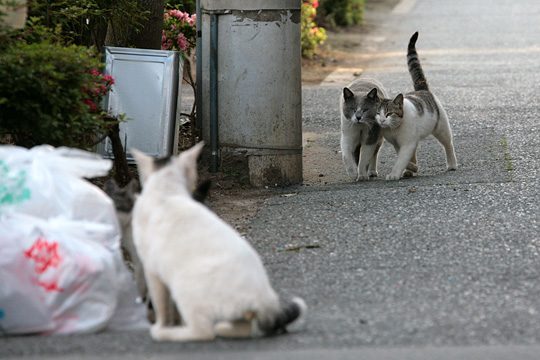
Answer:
[{"xmin": 131, "ymin": 142, "xmax": 306, "ymax": 342}]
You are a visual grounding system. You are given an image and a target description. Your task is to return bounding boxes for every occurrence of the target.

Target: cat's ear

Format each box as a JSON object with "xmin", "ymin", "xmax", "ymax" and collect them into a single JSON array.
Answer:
[
  {"xmin": 393, "ymin": 94, "xmax": 404, "ymax": 107},
  {"xmin": 103, "ymin": 178, "xmax": 119, "ymax": 196},
  {"xmin": 176, "ymin": 142, "xmax": 205, "ymax": 191},
  {"xmin": 131, "ymin": 148, "xmax": 155, "ymax": 186},
  {"xmin": 178, "ymin": 141, "xmax": 205, "ymax": 166},
  {"xmin": 125, "ymin": 178, "xmax": 140, "ymax": 197},
  {"xmin": 193, "ymin": 179, "xmax": 212, "ymax": 203},
  {"xmin": 367, "ymin": 88, "xmax": 379, "ymax": 100},
  {"xmin": 343, "ymin": 87, "xmax": 354, "ymax": 101}
]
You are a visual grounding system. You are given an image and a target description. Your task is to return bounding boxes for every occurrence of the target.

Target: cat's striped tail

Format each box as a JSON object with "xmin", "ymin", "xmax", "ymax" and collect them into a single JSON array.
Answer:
[
  {"xmin": 407, "ymin": 31, "xmax": 429, "ymax": 91},
  {"xmin": 258, "ymin": 297, "xmax": 307, "ymax": 336}
]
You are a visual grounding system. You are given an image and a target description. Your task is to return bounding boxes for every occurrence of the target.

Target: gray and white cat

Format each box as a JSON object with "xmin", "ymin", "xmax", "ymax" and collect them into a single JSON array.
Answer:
[
  {"xmin": 375, "ymin": 32, "xmax": 458, "ymax": 180},
  {"xmin": 340, "ymin": 78, "xmax": 387, "ymax": 181},
  {"xmin": 131, "ymin": 142, "xmax": 306, "ymax": 342}
]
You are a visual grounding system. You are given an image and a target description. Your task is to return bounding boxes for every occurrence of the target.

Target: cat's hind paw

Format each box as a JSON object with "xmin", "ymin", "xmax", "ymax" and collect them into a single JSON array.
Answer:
[
  {"xmin": 215, "ymin": 321, "xmax": 253, "ymax": 338},
  {"xmin": 386, "ymin": 174, "xmax": 401, "ymax": 181},
  {"xmin": 406, "ymin": 162, "xmax": 418, "ymax": 173},
  {"xmin": 402, "ymin": 170, "xmax": 417, "ymax": 178},
  {"xmin": 150, "ymin": 324, "xmax": 215, "ymax": 342},
  {"xmin": 368, "ymin": 170, "xmax": 378, "ymax": 178},
  {"xmin": 356, "ymin": 175, "xmax": 370, "ymax": 181},
  {"xmin": 447, "ymin": 164, "xmax": 458, "ymax": 171}
]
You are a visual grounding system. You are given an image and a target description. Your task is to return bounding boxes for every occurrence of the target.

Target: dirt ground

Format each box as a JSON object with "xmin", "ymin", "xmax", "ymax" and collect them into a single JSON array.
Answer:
[
  {"xmin": 301, "ymin": 0, "xmax": 399, "ymax": 84},
  {"xmin": 301, "ymin": 26, "xmax": 367, "ymax": 85}
]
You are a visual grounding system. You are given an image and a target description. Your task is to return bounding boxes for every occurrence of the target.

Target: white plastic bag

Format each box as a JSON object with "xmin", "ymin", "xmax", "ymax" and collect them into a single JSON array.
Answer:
[
  {"xmin": 0, "ymin": 145, "xmax": 120, "ymax": 250},
  {"xmin": 0, "ymin": 145, "xmax": 147, "ymax": 335},
  {"xmin": 0, "ymin": 217, "xmax": 54, "ymax": 334},
  {"xmin": 0, "ymin": 214, "xmax": 118, "ymax": 334}
]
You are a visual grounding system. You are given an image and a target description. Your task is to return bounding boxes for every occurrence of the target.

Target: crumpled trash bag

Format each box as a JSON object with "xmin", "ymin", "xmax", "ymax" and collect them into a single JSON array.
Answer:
[{"xmin": 0, "ymin": 145, "xmax": 148, "ymax": 335}]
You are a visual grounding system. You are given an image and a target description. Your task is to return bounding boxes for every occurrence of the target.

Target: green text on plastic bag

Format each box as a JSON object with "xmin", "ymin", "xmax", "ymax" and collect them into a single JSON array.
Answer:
[{"xmin": 0, "ymin": 160, "xmax": 31, "ymax": 207}]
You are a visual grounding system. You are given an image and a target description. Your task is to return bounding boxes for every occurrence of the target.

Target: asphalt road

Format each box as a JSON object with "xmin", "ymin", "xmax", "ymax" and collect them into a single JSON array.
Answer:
[{"xmin": 2, "ymin": 0, "xmax": 539, "ymax": 359}]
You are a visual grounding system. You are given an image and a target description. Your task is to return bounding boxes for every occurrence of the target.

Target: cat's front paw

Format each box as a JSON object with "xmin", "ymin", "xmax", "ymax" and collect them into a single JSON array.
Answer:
[
  {"xmin": 356, "ymin": 175, "xmax": 370, "ymax": 181},
  {"xmin": 150, "ymin": 324, "xmax": 165, "ymax": 341},
  {"xmin": 447, "ymin": 164, "xmax": 458, "ymax": 171},
  {"xmin": 386, "ymin": 174, "xmax": 401, "ymax": 181},
  {"xmin": 346, "ymin": 168, "xmax": 358, "ymax": 181}
]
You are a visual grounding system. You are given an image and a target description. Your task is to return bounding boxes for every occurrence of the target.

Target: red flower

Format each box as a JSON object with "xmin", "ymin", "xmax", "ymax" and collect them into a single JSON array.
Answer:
[
  {"xmin": 103, "ymin": 75, "xmax": 115, "ymax": 85},
  {"xmin": 82, "ymin": 70, "xmax": 114, "ymax": 112},
  {"xmin": 83, "ymin": 98, "xmax": 98, "ymax": 112}
]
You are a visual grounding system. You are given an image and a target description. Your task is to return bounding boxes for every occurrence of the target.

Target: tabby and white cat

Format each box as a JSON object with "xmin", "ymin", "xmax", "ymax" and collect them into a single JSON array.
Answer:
[
  {"xmin": 131, "ymin": 142, "xmax": 306, "ymax": 342},
  {"xmin": 376, "ymin": 32, "xmax": 458, "ymax": 180},
  {"xmin": 104, "ymin": 179, "xmax": 144, "ymax": 295},
  {"xmin": 340, "ymin": 78, "xmax": 387, "ymax": 181}
]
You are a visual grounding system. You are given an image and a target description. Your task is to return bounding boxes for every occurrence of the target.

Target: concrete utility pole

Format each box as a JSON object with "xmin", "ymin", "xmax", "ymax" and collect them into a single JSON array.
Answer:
[{"xmin": 200, "ymin": 0, "xmax": 303, "ymax": 187}]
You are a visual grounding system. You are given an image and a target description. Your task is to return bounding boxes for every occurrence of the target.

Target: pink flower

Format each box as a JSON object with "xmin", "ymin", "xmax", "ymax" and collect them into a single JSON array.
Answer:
[
  {"xmin": 177, "ymin": 33, "xmax": 188, "ymax": 52},
  {"xmin": 162, "ymin": 9, "xmax": 196, "ymax": 53},
  {"xmin": 169, "ymin": 9, "xmax": 189, "ymax": 21}
]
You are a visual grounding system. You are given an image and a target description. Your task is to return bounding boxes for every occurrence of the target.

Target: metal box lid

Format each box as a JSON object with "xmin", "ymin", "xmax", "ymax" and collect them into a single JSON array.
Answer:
[
  {"xmin": 100, "ymin": 47, "xmax": 181, "ymax": 161},
  {"xmin": 201, "ymin": 0, "xmax": 300, "ymax": 11}
]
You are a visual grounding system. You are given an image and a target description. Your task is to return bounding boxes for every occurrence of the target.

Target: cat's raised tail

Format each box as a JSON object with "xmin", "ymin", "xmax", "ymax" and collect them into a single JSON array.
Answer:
[
  {"xmin": 407, "ymin": 31, "xmax": 429, "ymax": 92},
  {"xmin": 258, "ymin": 297, "xmax": 307, "ymax": 336}
]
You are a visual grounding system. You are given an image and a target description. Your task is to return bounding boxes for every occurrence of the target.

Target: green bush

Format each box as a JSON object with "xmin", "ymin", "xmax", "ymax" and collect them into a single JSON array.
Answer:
[
  {"xmin": 0, "ymin": 41, "xmax": 112, "ymax": 148},
  {"xmin": 320, "ymin": 0, "xmax": 364, "ymax": 27},
  {"xmin": 27, "ymin": 0, "xmax": 147, "ymax": 50},
  {"xmin": 301, "ymin": 0, "xmax": 327, "ymax": 58}
]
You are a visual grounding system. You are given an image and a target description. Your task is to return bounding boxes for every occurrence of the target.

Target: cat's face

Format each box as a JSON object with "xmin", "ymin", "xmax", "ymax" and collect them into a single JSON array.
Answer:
[
  {"xmin": 104, "ymin": 178, "xmax": 140, "ymax": 213},
  {"xmin": 132, "ymin": 142, "xmax": 204, "ymax": 193},
  {"xmin": 342, "ymin": 87, "xmax": 381, "ymax": 126},
  {"xmin": 376, "ymin": 94, "xmax": 404, "ymax": 129}
]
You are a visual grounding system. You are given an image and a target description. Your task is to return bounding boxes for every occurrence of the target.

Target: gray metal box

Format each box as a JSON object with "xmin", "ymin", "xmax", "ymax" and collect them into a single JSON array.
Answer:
[{"xmin": 98, "ymin": 47, "xmax": 181, "ymax": 161}]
